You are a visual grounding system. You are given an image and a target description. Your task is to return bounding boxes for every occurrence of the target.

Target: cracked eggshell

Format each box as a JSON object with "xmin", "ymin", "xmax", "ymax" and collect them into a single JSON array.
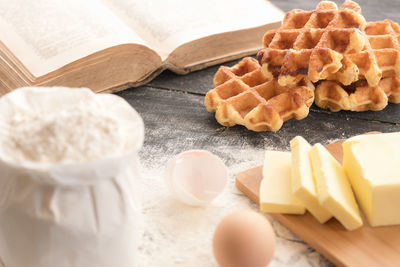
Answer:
[{"xmin": 166, "ymin": 150, "xmax": 228, "ymax": 206}]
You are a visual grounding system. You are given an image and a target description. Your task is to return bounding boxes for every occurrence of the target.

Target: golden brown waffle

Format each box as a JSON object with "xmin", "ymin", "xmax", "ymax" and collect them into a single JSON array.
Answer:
[
  {"xmin": 315, "ymin": 77, "xmax": 400, "ymax": 112},
  {"xmin": 257, "ymin": 0, "xmax": 367, "ymax": 86},
  {"xmin": 204, "ymin": 57, "xmax": 315, "ymax": 132},
  {"xmin": 325, "ymin": 19, "xmax": 400, "ymax": 86}
]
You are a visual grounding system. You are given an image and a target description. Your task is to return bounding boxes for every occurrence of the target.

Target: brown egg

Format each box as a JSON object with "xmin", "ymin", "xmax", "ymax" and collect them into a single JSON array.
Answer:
[{"xmin": 213, "ymin": 210, "xmax": 276, "ymax": 267}]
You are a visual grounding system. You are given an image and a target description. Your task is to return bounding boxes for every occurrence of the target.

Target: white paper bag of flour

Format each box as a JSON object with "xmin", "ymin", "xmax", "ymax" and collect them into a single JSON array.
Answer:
[{"xmin": 0, "ymin": 87, "xmax": 144, "ymax": 267}]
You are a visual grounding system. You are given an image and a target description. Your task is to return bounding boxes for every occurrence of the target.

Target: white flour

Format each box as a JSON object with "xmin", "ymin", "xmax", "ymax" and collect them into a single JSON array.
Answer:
[
  {"xmin": 0, "ymin": 87, "xmax": 144, "ymax": 267},
  {"xmin": 3, "ymin": 103, "xmax": 124, "ymax": 163}
]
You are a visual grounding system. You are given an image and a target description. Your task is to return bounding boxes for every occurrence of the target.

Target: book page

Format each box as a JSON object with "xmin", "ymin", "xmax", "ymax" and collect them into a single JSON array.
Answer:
[
  {"xmin": 0, "ymin": 0, "xmax": 150, "ymax": 77},
  {"xmin": 100, "ymin": 0, "xmax": 283, "ymax": 59}
]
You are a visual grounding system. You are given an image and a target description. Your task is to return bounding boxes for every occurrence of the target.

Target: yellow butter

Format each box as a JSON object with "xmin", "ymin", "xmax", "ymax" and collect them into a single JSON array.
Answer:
[
  {"xmin": 343, "ymin": 132, "xmax": 400, "ymax": 227},
  {"xmin": 310, "ymin": 144, "xmax": 362, "ymax": 231},
  {"xmin": 290, "ymin": 136, "xmax": 332, "ymax": 223},
  {"xmin": 260, "ymin": 151, "xmax": 306, "ymax": 214}
]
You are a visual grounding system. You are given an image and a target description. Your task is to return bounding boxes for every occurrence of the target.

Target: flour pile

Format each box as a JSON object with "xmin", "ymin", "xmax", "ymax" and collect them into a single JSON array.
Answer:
[{"xmin": 4, "ymin": 103, "xmax": 124, "ymax": 163}]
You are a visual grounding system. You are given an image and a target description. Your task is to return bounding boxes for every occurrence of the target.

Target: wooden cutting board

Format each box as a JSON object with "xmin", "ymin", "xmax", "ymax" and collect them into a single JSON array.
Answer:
[{"xmin": 236, "ymin": 134, "xmax": 400, "ymax": 267}]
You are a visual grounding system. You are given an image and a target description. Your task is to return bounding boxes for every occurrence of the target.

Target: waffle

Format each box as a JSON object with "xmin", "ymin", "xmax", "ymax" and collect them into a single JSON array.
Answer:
[
  {"xmin": 258, "ymin": 0, "xmax": 367, "ymax": 86},
  {"xmin": 315, "ymin": 77, "xmax": 400, "ymax": 111},
  {"xmin": 324, "ymin": 19, "xmax": 400, "ymax": 86},
  {"xmin": 204, "ymin": 57, "xmax": 315, "ymax": 132}
]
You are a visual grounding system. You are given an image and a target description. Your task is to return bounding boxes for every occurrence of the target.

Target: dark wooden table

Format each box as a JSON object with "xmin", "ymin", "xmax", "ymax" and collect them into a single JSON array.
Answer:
[{"xmin": 116, "ymin": 1, "xmax": 400, "ymax": 266}]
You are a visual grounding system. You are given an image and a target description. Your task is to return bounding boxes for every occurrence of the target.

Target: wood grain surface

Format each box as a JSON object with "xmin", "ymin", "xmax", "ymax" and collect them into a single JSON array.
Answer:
[{"xmin": 235, "ymin": 136, "xmax": 400, "ymax": 267}]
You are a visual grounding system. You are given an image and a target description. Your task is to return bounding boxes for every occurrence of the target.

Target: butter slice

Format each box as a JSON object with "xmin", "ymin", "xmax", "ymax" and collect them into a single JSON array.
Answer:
[
  {"xmin": 343, "ymin": 132, "xmax": 400, "ymax": 227},
  {"xmin": 310, "ymin": 144, "xmax": 362, "ymax": 231},
  {"xmin": 290, "ymin": 136, "xmax": 332, "ymax": 223},
  {"xmin": 260, "ymin": 151, "xmax": 306, "ymax": 214}
]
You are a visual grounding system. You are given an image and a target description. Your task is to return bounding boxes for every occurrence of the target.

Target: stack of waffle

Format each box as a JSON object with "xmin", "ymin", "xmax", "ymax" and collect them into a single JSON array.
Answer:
[{"xmin": 204, "ymin": 0, "xmax": 400, "ymax": 132}]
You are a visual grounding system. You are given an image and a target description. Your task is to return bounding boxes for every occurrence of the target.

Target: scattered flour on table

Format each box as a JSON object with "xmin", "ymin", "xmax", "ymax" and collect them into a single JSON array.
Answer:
[{"xmin": 137, "ymin": 144, "xmax": 333, "ymax": 267}]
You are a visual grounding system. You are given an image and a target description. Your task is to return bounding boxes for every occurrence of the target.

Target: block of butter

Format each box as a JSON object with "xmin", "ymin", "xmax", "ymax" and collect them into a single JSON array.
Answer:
[
  {"xmin": 343, "ymin": 132, "xmax": 400, "ymax": 227},
  {"xmin": 260, "ymin": 151, "xmax": 306, "ymax": 214},
  {"xmin": 290, "ymin": 136, "xmax": 332, "ymax": 223},
  {"xmin": 310, "ymin": 144, "xmax": 363, "ymax": 231}
]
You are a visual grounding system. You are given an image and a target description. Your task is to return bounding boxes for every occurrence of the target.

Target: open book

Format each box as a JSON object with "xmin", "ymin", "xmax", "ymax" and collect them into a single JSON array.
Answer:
[{"xmin": 0, "ymin": 0, "xmax": 283, "ymax": 96}]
